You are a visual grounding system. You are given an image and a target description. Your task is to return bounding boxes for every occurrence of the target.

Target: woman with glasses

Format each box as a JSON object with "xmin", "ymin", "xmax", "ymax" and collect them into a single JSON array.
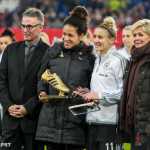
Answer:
[{"xmin": 36, "ymin": 6, "xmax": 95, "ymax": 150}]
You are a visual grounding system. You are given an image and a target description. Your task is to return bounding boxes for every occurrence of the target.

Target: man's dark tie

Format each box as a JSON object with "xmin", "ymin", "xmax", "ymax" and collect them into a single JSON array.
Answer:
[{"xmin": 25, "ymin": 45, "xmax": 35, "ymax": 69}]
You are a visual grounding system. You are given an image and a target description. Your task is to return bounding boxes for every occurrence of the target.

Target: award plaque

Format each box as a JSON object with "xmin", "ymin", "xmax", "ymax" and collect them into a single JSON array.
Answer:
[{"xmin": 69, "ymin": 101, "xmax": 100, "ymax": 116}]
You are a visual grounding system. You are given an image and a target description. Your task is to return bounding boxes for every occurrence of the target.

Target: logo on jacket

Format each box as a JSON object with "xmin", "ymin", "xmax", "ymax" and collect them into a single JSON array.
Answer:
[
  {"xmin": 103, "ymin": 61, "xmax": 110, "ymax": 69},
  {"xmin": 79, "ymin": 57, "xmax": 83, "ymax": 61}
]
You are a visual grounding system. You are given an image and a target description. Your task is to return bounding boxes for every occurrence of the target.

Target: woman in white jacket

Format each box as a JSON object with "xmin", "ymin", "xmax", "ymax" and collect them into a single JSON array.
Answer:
[
  {"xmin": 81, "ymin": 17, "xmax": 128, "ymax": 150},
  {"xmin": 118, "ymin": 25, "xmax": 134, "ymax": 60}
]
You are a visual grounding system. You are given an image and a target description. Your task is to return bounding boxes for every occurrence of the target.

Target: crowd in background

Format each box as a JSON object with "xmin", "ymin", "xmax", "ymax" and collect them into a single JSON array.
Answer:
[{"xmin": 0, "ymin": 0, "xmax": 150, "ymax": 29}]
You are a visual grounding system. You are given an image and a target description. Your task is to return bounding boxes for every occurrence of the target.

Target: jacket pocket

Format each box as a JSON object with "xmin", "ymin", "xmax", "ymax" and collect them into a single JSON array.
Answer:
[
  {"xmin": 145, "ymin": 124, "xmax": 150, "ymax": 134},
  {"xmin": 67, "ymin": 108, "xmax": 86, "ymax": 129},
  {"xmin": 38, "ymin": 103, "xmax": 56, "ymax": 127}
]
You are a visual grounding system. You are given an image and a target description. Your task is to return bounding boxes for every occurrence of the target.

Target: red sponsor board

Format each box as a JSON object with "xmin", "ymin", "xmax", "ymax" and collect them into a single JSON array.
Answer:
[{"xmin": 0, "ymin": 28, "xmax": 123, "ymax": 49}]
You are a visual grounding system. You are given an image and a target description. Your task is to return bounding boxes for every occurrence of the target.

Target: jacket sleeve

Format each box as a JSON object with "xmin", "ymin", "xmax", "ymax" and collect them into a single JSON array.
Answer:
[
  {"xmin": 0, "ymin": 47, "xmax": 13, "ymax": 112},
  {"xmin": 98, "ymin": 58, "xmax": 128, "ymax": 106},
  {"xmin": 37, "ymin": 49, "xmax": 50, "ymax": 94},
  {"xmin": 23, "ymin": 95, "xmax": 39, "ymax": 114}
]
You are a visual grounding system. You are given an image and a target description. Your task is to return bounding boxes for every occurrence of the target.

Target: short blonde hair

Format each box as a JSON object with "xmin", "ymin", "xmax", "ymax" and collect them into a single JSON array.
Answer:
[
  {"xmin": 132, "ymin": 19, "xmax": 150, "ymax": 36},
  {"xmin": 123, "ymin": 25, "xmax": 132, "ymax": 30},
  {"xmin": 40, "ymin": 32, "xmax": 50, "ymax": 45},
  {"xmin": 98, "ymin": 16, "xmax": 117, "ymax": 39}
]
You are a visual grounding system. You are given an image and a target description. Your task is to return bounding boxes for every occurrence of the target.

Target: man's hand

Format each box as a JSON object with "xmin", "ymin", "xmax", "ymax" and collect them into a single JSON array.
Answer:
[
  {"xmin": 8, "ymin": 105, "xmax": 27, "ymax": 118},
  {"xmin": 14, "ymin": 105, "xmax": 27, "ymax": 116}
]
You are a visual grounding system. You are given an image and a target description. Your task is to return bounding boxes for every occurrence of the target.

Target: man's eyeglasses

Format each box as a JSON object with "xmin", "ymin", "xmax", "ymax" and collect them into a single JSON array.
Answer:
[{"xmin": 19, "ymin": 24, "xmax": 41, "ymax": 31}]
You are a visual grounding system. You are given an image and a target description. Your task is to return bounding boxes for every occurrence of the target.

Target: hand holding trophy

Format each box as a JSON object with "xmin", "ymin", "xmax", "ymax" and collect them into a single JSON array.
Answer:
[
  {"xmin": 41, "ymin": 69, "xmax": 70, "ymax": 96},
  {"xmin": 39, "ymin": 69, "xmax": 70, "ymax": 102},
  {"xmin": 69, "ymin": 86, "xmax": 100, "ymax": 116},
  {"xmin": 39, "ymin": 69, "xmax": 70, "ymax": 100},
  {"xmin": 40, "ymin": 69, "xmax": 100, "ymax": 115}
]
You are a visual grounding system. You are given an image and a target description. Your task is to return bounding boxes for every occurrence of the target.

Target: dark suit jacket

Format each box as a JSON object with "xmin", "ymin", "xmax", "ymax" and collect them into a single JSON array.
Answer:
[{"xmin": 0, "ymin": 39, "xmax": 49, "ymax": 133}]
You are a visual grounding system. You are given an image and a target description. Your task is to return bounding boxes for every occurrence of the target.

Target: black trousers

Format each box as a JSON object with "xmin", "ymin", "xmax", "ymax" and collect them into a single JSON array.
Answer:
[
  {"xmin": 1, "ymin": 127, "xmax": 38, "ymax": 150},
  {"xmin": 86, "ymin": 124, "xmax": 117, "ymax": 150},
  {"xmin": 38, "ymin": 141, "xmax": 85, "ymax": 150}
]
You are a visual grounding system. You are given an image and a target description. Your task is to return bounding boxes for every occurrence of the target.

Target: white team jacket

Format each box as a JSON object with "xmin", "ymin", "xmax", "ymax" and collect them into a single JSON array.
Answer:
[
  {"xmin": 118, "ymin": 46, "xmax": 131, "ymax": 61},
  {"xmin": 86, "ymin": 46, "xmax": 128, "ymax": 125}
]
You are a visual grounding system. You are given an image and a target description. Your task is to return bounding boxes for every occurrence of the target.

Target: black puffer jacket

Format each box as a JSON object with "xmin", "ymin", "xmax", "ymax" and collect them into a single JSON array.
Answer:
[
  {"xmin": 36, "ymin": 42, "xmax": 95, "ymax": 146},
  {"xmin": 134, "ymin": 57, "xmax": 150, "ymax": 145}
]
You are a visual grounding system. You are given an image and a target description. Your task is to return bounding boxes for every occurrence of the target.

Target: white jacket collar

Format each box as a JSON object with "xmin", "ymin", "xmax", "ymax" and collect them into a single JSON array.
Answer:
[{"xmin": 96, "ymin": 45, "xmax": 117, "ymax": 58}]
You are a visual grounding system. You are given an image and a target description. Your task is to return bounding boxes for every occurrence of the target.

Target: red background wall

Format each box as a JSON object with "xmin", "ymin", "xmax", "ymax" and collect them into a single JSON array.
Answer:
[{"xmin": 0, "ymin": 28, "xmax": 123, "ymax": 49}]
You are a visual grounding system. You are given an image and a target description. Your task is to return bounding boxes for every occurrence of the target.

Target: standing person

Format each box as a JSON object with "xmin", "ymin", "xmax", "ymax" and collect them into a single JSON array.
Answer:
[
  {"xmin": 80, "ymin": 16, "xmax": 128, "ymax": 150},
  {"xmin": 118, "ymin": 25, "xmax": 134, "ymax": 150},
  {"xmin": 36, "ymin": 6, "xmax": 95, "ymax": 150},
  {"xmin": 118, "ymin": 25, "xmax": 134, "ymax": 60},
  {"xmin": 0, "ymin": 28, "xmax": 16, "ymax": 141},
  {"xmin": 120, "ymin": 19, "xmax": 150, "ymax": 150},
  {"xmin": 0, "ymin": 28, "xmax": 16, "ymax": 62},
  {"xmin": 0, "ymin": 8, "xmax": 50, "ymax": 150}
]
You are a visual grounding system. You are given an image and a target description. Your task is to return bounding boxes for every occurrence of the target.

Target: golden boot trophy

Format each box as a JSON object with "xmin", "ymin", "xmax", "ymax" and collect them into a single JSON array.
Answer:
[{"xmin": 41, "ymin": 69, "xmax": 70, "ymax": 96}]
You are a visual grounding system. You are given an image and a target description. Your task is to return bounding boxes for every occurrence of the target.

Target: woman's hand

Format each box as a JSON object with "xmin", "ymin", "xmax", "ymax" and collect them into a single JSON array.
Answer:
[
  {"xmin": 72, "ymin": 86, "xmax": 90, "ymax": 98},
  {"xmin": 76, "ymin": 86, "xmax": 90, "ymax": 93},
  {"xmin": 82, "ymin": 93, "xmax": 99, "ymax": 104},
  {"xmin": 39, "ymin": 91, "xmax": 49, "ymax": 103}
]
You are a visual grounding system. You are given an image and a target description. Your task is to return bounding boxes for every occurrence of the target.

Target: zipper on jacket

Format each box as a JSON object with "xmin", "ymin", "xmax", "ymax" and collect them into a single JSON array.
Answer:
[{"xmin": 96, "ymin": 58, "xmax": 101, "ymax": 72}]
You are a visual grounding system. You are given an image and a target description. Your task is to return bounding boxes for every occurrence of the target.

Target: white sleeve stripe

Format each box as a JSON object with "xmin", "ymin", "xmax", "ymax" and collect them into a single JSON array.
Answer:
[
  {"xmin": 112, "ymin": 52, "xmax": 128, "ymax": 75},
  {"xmin": 101, "ymin": 90, "xmax": 122, "ymax": 103}
]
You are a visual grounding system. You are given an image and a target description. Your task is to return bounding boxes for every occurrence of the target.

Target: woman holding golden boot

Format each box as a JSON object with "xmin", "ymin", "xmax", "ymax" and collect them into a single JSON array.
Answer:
[{"xmin": 35, "ymin": 6, "xmax": 95, "ymax": 150}]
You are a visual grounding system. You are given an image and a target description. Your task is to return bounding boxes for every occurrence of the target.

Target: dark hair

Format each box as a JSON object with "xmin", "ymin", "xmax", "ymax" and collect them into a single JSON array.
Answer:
[
  {"xmin": 1, "ymin": 28, "xmax": 16, "ymax": 42},
  {"xmin": 63, "ymin": 6, "xmax": 90, "ymax": 36}
]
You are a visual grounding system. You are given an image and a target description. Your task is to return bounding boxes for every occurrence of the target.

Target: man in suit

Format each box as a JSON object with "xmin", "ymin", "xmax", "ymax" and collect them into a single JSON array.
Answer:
[{"xmin": 0, "ymin": 8, "xmax": 50, "ymax": 150}]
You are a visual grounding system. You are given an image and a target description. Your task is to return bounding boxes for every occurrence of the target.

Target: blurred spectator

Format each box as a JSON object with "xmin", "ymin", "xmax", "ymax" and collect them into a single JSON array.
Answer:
[
  {"xmin": 0, "ymin": 28, "xmax": 15, "ymax": 62},
  {"xmin": 82, "ymin": 29, "xmax": 93, "ymax": 45},
  {"xmin": 40, "ymin": 32, "xmax": 50, "ymax": 45},
  {"xmin": 109, "ymin": 0, "xmax": 121, "ymax": 11},
  {"xmin": 118, "ymin": 25, "xmax": 134, "ymax": 60}
]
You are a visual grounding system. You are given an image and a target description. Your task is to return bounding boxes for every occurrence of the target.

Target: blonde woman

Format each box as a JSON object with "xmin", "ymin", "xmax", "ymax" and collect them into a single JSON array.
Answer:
[
  {"xmin": 81, "ymin": 17, "xmax": 128, "ymax": 150},
  {"xmin": 120, "ymin": 19, "xmax": 150, "ymax": 150},
  {"xmin": 118, "ymin": 25, "xmax": 134, "ymax": 60}
]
